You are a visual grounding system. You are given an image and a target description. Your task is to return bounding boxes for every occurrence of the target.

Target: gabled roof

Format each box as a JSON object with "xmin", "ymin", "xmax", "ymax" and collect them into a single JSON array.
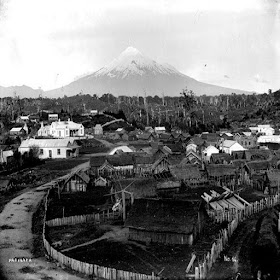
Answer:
[
  {"xmin": 164, "ymin": 143, "xmax": 183, "ymax": 154},
  {"xmin": 206, "ymin": 164, "xmax": 236, "ymax": 177},
  {"xmin": 134, "ymin": 155, "xmax": 154, "ymax": 165},
  {"xmin": 19, "ymin": 138, "xmax": 79, "ymax": 149},
  {"xmin": 203, "ymin": 145, "xmax": 219, "ymax": 153},
  {"xmin": 64, "ymin": 170, "xmax": 90, "ymax": 185},
  {"xmin": 158, "ymin": 133, "xmax": 171, "ymax": 140},
  {"xmin": 152, "ymin": 156, "xmax": 170, "ymax": 170},
  {"xmin": 188, "ymin": 136, "xmax": 205, "ymax": 146},
  {"xmin": 51, "ymin": 120, "xmax": 83, "ymax": 130},
  {"xmin": 0, "ymin": 178, "xmax": 11, "ymax": 190},
  {"xmin": 266, "ymin": 170, "xmax": 280, "ymax": 187},
  {"xmin": 125, "ymin": 198, "xmax": 203, "ymax": 234},
  {"xmin": 245, "ymin": 161, "xmax": 271, "ymax": 171},
  {"xmin": 210, "ymin": 153, "xmax": 232, "ymax": 163},
  {"xmin": 222, "ymin": 140, "xmax": 238, "ymax": 148},
  {"xmin": 170, "ymin": 164, "xmax": 201, "ymax": 180},
  {"xmin": 244, "ymin": 149, "xmax": 272, "ymax": 161},
  {"xmin": 137, "ymin": 133, "xmax": 154, "ymax": 140},
  {"xmin": 10, "ymin": 127, "xmax": 24, "ymax": 132},
  {"xmin": 90, "ymin": 155, "xmax": 107, "ymax": 167},
  {"xmin": 157, "ymin": 180, "xmax": 181, "ymax": 190},
  {"xmin": 107, "ymin": 154, "xmax": 135, "ymax": 166}
]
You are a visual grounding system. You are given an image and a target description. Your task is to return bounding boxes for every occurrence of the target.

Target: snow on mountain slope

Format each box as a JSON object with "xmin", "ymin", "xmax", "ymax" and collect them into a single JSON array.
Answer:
[
  {"xmin": 92, "ymin": 47, "xmax": 183, "ymax": 78},
  {"xmin": 46, "ymin": 47, "xmax": 252, "ymax": 97}
]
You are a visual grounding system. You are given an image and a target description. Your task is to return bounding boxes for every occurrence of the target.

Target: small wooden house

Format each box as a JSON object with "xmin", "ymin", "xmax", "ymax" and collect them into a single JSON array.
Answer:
[
  {"xmin": 170, "ymin": 164, "xmax": 204, "ymax": 187},
  {"xmin": 63, "ymin": 171, "xmax": 90, "ymax": 192},
  {"xmin": 125, "ymin": 198, "xmax": 208, "ymax": 245},
  {"xmin": 156, "ymin": 180, "xmax": 181, "ymax": 196},
  {"xmin": 206, "ymin": 164, "xmax": 237, "ymax": 188},
  {"xmin": 94, "ymin": 176, "xmax": 109, "ymax": 187},
  {"xmin": 137, "ymin": 132, "xmax": 156, "ymax": 142},
  {"xmin": 210, "ymin": 153, "xmax": 232, "ymax": 164},
  {"xmin": 185, "ymin": 150, "xmax": 202, "ymax": 165},
  {"xmin": 265, "ymin": 171, "xmax": 280, "ymax": 194},
  {"xmin": 151, "ymin": 156, "xmax": 171, "ymax": 174},
  {"xmin": 134, "ymin": 155, "xmax": 154, "ymax": 176},
  {"xmin": 0, "ymin": 178, "xmax": 13, "ymax": 192}
]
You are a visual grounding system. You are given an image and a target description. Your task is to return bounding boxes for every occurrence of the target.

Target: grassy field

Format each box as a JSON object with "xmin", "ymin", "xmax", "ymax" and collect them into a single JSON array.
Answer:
[{"xmin": 42, "ymin": 158, "xmax": 89, "ymax": 171}]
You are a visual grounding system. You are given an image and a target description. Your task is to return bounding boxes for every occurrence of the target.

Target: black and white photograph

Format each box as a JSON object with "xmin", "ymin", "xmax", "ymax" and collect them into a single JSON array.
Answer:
[{"xmin": 0, "ymin": 0, "xmax": 280, "ymax": 279}]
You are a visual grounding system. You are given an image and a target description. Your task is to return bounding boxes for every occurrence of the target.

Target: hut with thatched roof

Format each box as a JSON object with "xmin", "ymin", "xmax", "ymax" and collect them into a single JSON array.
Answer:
[
  {"xmin": 205, "ymin": 164, "xmax": 237, "ymax": 188},
  {"xmin": 125, "ymin": 198, "xmax": 208, "ymax": 245},
  {"xmin": 265, "ymin": 170, "xmax": 280, "ymax": 194},
  {"xmin": 169, "ymin": 164, "xmax": 205, "ymax": 187}
]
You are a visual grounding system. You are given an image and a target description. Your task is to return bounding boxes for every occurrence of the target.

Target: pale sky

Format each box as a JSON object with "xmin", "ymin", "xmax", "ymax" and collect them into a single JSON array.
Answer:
[{"xmin": 0, "ymin": 0, "xmax": 279, "ymax": 93}]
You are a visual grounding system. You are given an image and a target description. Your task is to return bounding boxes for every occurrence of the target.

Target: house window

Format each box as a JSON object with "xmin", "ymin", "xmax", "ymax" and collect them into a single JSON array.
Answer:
[
  {"xmin": 39, "ymin": 149, "xmax": 43, "ymax": 155},
  {"xmin": 66, "ymin": 130, "xmax": 68, "ymax": 135},
  {"xmin": 57, "ymin": 149, "xmax": 61, "ymax": 155},
  {"xmin": 59, "ymin": 131, "xmax": 61, "ymax": 137}
]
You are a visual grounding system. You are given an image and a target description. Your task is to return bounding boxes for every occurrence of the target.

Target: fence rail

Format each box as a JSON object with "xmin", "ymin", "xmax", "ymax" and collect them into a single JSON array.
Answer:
[
  {"xmin": 42, "ymin": 183, "xmax": 160, "ymax": 280},
  {"xmin": 46, "ymin": 209, "xmax": 120, "ymax": 227},
  {"xmin": 186, "ymin": 193, "xmax": 280, "ymax": 279}
]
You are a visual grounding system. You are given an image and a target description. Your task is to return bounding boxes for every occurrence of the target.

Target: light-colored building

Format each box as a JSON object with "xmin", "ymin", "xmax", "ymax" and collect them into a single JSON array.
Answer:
[
  {"xmin": 154, "ymin": 127, "xmax": 166, "ymax": 134},
  {"xmin": 202, "ymin": 145, "xmax": 219, "ymax": 162},
  {"xmin": 19, "ymin": 138, "xmax": 80, "ymax": 159},
  {"xmin": 257, "ymin": 135, "xmax": 280, "ymax": 144},
  {"xmin": 48, "ymin": 113, "xmax": 59, "ymax": 122},
  {"xmin": 234, "ymin": 133, "xmax": 257, "ymax": 149},
  {"xmin": 16, "ymin": 115, "xmax": 29, "ymax": 123},
  {"xmin": 220, "ymin": 140, "xmax": 246, "ymax": 155},
  {"xmin": 94, "ymin": 124, "xmax": 103, "ymax": 135},
  {"xmin": 38, "ymin": 119, "xmax": 84, "ymax": 138},
  {"xmin": 10, "ymin": 127, "xmax": 26, "ymax": 136},
  {"xmin": 249, "ymin": 124, "xmax": 274, "ymax": 136},
  {"xmin": 38, "ymin": 123, "xmax": 51, "ymax": 137}
]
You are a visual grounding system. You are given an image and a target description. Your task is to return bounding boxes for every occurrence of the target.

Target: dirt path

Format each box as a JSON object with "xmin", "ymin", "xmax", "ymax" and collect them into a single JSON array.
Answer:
[
  {"xmin": 0, "ymin": 182, "xmax": 88, "ymax": 280},
  {"xmin": 61, "ymin": 226, "xmax": 128, "ymax": 253},
  {"xmin": 207, "ymin": 215, "xmax": 262, "ymax": 280}
]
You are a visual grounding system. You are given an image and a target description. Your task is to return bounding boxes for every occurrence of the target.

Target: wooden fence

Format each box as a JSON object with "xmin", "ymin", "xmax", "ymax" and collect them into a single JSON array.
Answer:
[
  {"xmin": 46, "ymin": 209, "xmax": 120, "ymax": 227},
  {"xmin": 42, "ymin": 182, "xmax": 160, "ymax": 280},
  {"xmin": 208, "ymin": 193, "xmax": 280, "ymax": 223},
  {"xmin": 186, "ymin": 193, "xmax": 280, "ymax": 279}
]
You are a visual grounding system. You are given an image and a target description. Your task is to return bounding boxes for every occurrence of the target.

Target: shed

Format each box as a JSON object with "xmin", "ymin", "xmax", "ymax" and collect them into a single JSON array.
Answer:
[
  {"xmin": 125, "ymin": 198, "xmax": 208, "ymax": 245},
  {"xmin": 0, "ymin": 178, "xmax": 13, "ymax": 192},
  {"xmin": 63, "ymin": 170, "xmax": 90, "ymax": 192}
]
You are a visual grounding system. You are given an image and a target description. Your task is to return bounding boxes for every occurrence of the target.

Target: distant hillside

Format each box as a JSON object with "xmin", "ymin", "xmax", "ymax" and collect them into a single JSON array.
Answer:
[
  {"xmin": 0, "ymin": 85, "xmax": 41, "ymax": 98},
  {"xmin": 46, "ymin": 47, "xmax": 253, "ymax": 98}
]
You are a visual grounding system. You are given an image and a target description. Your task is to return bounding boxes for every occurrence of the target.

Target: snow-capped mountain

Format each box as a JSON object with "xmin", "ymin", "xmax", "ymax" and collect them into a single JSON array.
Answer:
[
  {"xmin": 46, "ymin": 47, "xmax": 252, "ymax": 97},
  {"xmin": 94, "ymin": 47, "xmax": 183, "ymax": 79}
]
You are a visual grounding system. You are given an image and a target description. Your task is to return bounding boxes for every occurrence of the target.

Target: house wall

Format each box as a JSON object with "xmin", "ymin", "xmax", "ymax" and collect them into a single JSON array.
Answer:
[
  {"xmin": 19, "ymin": 146, "xmax": 77, "ymax": 159},
  {"xmin": 64, "ymin": 175, "xmax": 87, "ymax": 192},
  {"xmin": 128, "ymin": 228, "xmax": 194, "ymax": 245},
  {"xmin": 203, "ymin": 146, "xmax": 219, "ymax": 162}
]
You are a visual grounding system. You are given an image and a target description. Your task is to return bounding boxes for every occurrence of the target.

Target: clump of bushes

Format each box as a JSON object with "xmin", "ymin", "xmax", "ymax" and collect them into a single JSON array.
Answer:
[{"xmin": 252, "ymin": 209, "xmax": 280, "ymax": 276}]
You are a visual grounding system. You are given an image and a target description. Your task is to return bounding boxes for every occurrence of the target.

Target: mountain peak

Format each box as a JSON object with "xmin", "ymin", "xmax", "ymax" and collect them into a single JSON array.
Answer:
[{"xmin": 120, "ymin": 46, "xmax": 142, "ymax": 57}]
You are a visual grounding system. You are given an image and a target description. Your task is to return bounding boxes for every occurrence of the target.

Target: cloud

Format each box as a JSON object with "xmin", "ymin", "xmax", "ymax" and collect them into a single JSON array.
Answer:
[
  {"xmin": 253, "ymin": 74, "xmax": 269, "ymax": 83},
  {"xmin": 224, "ymin": 75, "xmax": 230, "ymax": 79}
]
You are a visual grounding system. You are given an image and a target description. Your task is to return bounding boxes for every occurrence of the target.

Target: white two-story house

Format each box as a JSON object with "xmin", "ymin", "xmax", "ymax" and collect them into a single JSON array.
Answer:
[{"xmin": 38, "ymin": 119, "xmax": 84, "ymax": 138}]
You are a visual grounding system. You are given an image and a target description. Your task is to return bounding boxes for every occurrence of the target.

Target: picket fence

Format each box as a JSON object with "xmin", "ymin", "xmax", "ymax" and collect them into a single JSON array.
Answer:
[
  {"xmin": 209, "ymin": 193, "xmax": 280, "ymax": 223},
  {"xmin": 42, "ymin": 188, "xmax": 160, "ymax": 280},
  {"xmin": 186, "ymin": 193, "xmax": 280, "ymax": 279},
  {"xmin": 46, "ymin": 209, "xmax": 120, "ymax": 227}
]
